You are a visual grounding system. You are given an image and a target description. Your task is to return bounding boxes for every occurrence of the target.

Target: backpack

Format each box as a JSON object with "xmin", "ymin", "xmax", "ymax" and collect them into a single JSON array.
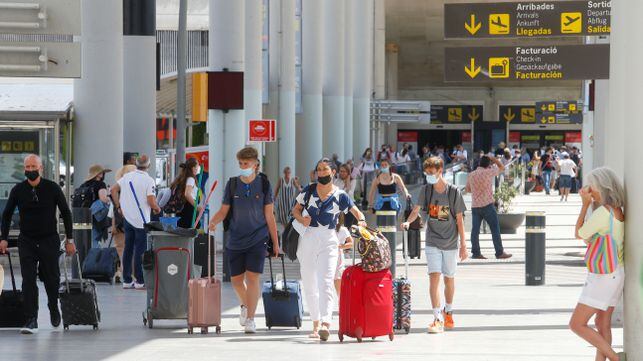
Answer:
[
  {"xmin": 72, "ymin": 185, "xmax": 96, "ymax": 208},
  {"xmin": 422, "ymin": 183, "xmax": 460, "ymax": 220},
  {"xmin": 223, "ymin": 173, "xmax": 270, "ymax": 232},
  {"xmin": 163, "ymin": 186, "xmax": 186, "ymax": 214}
]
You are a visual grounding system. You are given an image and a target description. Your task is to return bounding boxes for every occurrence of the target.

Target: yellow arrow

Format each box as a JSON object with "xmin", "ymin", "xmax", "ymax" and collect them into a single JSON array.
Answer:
[
  {"xmin": 540, "ymin": 104, "xmax": 547, "ymax": 112},
  {"xmin": 468, "ymin": 107, "xmax": 480, "ymax": 121},
  {"xmin": 464, "ymin": 58, "xmax": 481, "ymax": 78},
  {"xmin": 504, "ymin": 108, "xmax": 515, "ymax": 122},
  {"xmin": 464, "ymin": 14, "xmax": 482, "ymax": 35}
]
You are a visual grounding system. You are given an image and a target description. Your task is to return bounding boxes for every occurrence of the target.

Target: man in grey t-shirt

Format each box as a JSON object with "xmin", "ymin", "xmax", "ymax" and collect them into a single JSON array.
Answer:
[{"xmin": 402, "ymin": 157, "xmax": 468, "ymax": 334}]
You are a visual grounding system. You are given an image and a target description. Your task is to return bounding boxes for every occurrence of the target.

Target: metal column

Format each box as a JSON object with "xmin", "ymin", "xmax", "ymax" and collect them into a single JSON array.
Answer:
[
  {"xmin": 525, "ymin": 211, "xmax": 546, "ymax": 286},
  {"xmin": 73, "ymin": 0, "xmax": 124, "ymax": 185}
]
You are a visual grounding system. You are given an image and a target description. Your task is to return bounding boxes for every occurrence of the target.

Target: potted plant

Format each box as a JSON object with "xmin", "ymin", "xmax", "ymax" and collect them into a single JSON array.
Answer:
[{"xmin": 494, "ymin": 183, "xmax": 525, "ymax": 234}]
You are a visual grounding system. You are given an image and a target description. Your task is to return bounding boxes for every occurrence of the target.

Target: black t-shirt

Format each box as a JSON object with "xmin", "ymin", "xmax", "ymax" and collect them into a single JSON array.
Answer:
[
  {"xmin": 1, "ymin": 178, "xmax": 73, "ymax": 240},
  {"xmin": 81, "ymin": 179, "xmax": 107, "ymax": 202}
]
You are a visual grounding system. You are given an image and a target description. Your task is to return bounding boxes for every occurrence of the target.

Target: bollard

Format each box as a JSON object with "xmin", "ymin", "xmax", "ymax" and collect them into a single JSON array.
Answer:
[
  {"xmin": 376, "ymin": 210, "xmax": 398, "ymax": 278},
  {"xmin": 72, "ymin": 207, "xmax": 92, "ymax": 278},
  {"xmin": 525, "ymin": 211, "xmax": 546, "ymax": 286}
]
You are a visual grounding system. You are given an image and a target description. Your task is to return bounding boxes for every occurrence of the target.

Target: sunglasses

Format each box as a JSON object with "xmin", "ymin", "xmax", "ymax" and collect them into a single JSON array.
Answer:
[{"xmin": 31, "ymin": 188, "xmax": 39, "ymax": 203}]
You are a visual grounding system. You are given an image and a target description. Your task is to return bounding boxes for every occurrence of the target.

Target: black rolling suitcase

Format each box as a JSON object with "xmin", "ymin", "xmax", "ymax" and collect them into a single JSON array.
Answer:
[
  {"xmin": 404, "ymin": 200, "xmax": 423, "ymax": 259},
  {"xmin": 59, "ymin": 253, "xmax": 101, "ymax": 330},
  {"xmin": 0, "ymin": 252, "xmax": 27, "ymax": 328},
  {"xmin": 82, "ymin": 236, "xmax": 119, "ymax": 284}
]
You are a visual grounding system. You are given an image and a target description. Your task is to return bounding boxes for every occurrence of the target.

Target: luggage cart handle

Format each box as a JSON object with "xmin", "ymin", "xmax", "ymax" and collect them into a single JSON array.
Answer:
[
  {"xmin": 2, "ymin": 251, "xmax": 18, "ymax": 292},
  {"xmin": 267, "ymin": 254, "xmax": 288, "ymax": 290},
  {"xmin": 62, "ymin": 252, "xmax": 85, "ymax": 293}
]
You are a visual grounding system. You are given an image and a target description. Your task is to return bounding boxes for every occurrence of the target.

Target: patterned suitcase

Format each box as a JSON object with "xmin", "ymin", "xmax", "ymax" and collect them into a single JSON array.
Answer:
[
  {"xmin": 393, "ymin": 233, "xmax": 411, "ymax": 333},
  {"xmin": 187, "ymin": 232, "xmax": 221, "ymax": 334},
  {"xmin": 59, "ymin": 254, "xmax": 101, "ymax": 330}
]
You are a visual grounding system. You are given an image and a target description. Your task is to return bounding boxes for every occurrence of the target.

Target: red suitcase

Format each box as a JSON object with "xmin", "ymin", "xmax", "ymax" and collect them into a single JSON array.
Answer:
[
  {"xmin": 338, "ymin": 265, "xmax": 394, "ymax": 342},
  {"xmin": 187, "ymin": 232, "xmax": 221, "ymax": 334}
]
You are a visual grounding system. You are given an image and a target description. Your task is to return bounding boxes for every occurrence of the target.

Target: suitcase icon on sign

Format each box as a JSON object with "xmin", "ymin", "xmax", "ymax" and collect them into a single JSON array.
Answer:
[{"xmin": 489, "ymin": 57, "xmax": 510, "ymax": 78}]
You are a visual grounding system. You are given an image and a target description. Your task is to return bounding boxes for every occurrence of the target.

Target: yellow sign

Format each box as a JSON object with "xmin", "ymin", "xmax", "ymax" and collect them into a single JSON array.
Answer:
[
  {"xmin": 548, "ymin": 115, "xmax": 556, "ymax": 123},
  {"xmin": 489, "ymin": 14, "xmax": 510, "ymax": 35},
  {"xmin": 561, "ymin": 12, "xmax": 582, "ymax": 34},
  {"xmin": 448, "ymin": 107, "xmax": 462, "ymax": 122},
  {"xmin": 548, "ymin": 103, "xmax": 555, "ymax": 112},
  {"xmin": 569, "ymin": 103, "xmax": 577, "ymax": 111},
  {"xmin": 521, "ymin": 108, "xmax": 535, "ymax": 122},
  {"xmin": 464, "ymin": 14, "xmax": 481, "ymax": 35},
  {"xmin": 489, "ymin": 57, "xmax": 510, "ymax": 78},
  {"xmin": 464, "ymin": 58, "xmax": 481, "ymax": 78}
]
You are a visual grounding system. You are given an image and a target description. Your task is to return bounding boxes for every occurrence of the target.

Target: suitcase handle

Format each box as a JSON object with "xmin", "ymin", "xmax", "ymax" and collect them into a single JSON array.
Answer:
[
  {"xmin": 267, "ymin": 254, "xmax": 288, "ymax": 292},
  {"xmin": 402, "ymin": 230, "xmax": 409, "ymax": 280},
  {"xmin": 2, "ymin": 251, "xmax": 18, "ymax": 292},
  {"xmin": 62, "ymin": 252, "xmax": 85, "ymax": 293},
  {"xmin": 207, "ymin": 231, "xmax": 217, "ymax": 282}
]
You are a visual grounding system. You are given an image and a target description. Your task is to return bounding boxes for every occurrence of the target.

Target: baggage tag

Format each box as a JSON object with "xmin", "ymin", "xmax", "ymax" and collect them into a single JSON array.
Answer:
[{"xmin": 275, "ymin": 273, "xmax": 285, "ymax": 291}]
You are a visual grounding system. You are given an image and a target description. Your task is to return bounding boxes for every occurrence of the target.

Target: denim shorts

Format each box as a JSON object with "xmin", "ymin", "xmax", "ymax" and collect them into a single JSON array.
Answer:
[
  {"xmin": 227, "ymin": 240, "xmax": 268, "ymax": 277},
  {"xmin": 559, "ymin": 175, "xmax": 572, "ymax": 189},
  {"xmin": 426, "ymin": 246, "xmax": 458, "ymax": 278}
]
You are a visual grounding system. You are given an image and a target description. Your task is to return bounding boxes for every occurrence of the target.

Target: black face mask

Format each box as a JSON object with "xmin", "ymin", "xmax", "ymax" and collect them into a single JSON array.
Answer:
[
  {"xmin": 318, "ymin": 175, "xmax": 332, "ymax": 185},
  {"xmin": 25, "ymin": 170, "xmax": 39, "ymax": 181}
]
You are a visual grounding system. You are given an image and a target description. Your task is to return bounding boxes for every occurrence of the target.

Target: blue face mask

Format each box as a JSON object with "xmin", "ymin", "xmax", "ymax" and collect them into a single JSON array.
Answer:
[
  {"xmin": 239, "ymin": 167, "xmax": 254, "ymax": 177},
  {"xmin": 425, "ymin": 174, "xmax": 438, "ymax": 184},
  {"xmin": 381, "ymin": 167, "xmax": 390, "ymax": 174}
]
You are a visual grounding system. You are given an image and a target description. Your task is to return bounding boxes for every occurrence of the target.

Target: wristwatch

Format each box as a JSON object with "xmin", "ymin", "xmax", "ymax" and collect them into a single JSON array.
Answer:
[{"xmin": 65, "ymin": 239, "xmax": 74, "ymax": 245}]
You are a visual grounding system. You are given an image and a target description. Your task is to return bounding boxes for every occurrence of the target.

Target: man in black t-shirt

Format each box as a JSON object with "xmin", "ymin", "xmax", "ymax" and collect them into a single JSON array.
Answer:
[{"xmin": 0, "ymin": 154, "xmax": 75, "ymax": 334}]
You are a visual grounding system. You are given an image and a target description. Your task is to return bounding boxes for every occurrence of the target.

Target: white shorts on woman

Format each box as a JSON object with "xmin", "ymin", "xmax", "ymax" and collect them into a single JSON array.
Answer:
[{"xmin": 578, "ymin": 266, "xmax": 624, "ymax": 311}]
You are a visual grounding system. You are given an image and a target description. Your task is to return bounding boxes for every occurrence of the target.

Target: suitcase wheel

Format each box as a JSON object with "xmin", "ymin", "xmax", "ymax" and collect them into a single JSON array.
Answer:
[
  {"xmin": 146, "ymin": 312, "xmax": 154, "ymax": 329},
  {"xmin": 357, "ymin": 337, "xmax": 363, "ymax": 343},
  {"xmin": 389, "ymin": 332, "xmax": 394, "ymax": 341},
  {"xmin": 216, "ymin": 326, "xmax": 221, "ymax": 334},
  {"xmin": 338, "ymin": 333, "xmax": 344, "ymax": 342},
  {"xmin": 188, "ymin": 327, "xmax": 193, "ymax": 335},
  {"xmin": 93, "ymin": 324, "xmax": 98, "ymax": 330},
  {"xmin": 404, "ymin": 327, "xmax": 410, "ymax": 334},
  {"xmin": 201, "ymin": 327, "xmax": 208, "ymax": 334},
  {"xmin": 372, "ymin": 337, "xmax": 376, "ymax": 340},
  {"xmin": 63, "ymin": 325, "xmax": 69, "ymax": 331}
]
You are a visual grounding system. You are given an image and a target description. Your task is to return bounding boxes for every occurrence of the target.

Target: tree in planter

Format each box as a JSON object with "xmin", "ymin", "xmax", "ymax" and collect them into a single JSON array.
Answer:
[{"xmin": 494, "ymin": 182, "xmax": 518, "ymax": 214}]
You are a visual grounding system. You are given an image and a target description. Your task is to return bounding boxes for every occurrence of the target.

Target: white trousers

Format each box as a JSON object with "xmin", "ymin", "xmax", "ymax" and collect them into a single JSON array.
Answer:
[{"xmin": 296, "ymin": 227, "xmax": 339, "ymax": 324}]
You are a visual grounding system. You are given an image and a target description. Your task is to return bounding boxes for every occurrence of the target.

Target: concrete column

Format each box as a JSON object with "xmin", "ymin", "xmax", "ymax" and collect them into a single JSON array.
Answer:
[
  {"xmin": 123, "ymin": 0, "xmax": 156, "ymax": 175},
  {"xmin": 299, "ymin": 0, "xmax": 323, "ymax": 182},
  {"xmin": 279, "ymin": 0, "xmax": 296, "ymax": 174},
  {"xmin": 372, "ymin": 0, "xmax": 386, "ymax": 100},
  {"xmin": 610, "ymin": 1, "xmax": 643, "ymax": 359},
  {"xmin": 322, "ymin": 0, "xmax": 345, "ymax": 160},
  {"xmin": 245, "ymin": 0, "xmax": 263, "ymax": 160},
  {"xmin": 343, "ymin": 0, "xmax": 354, "ymax": 161},
  {"xmin": 208, "ymin": 0, "xmax": 245, "ymax": 225},
  {"xmin": 353, "ymin": 0, "xmax": 374, "ymax": 159},
  {"xmin": 264, "ymin": 0, "xmax": 281, "ymax": 184},
  {"xmin": 385, "ymin": 42, "xmax": 399, "ymax": 100},
  {"xmin": 74, "ymin": 0, "xmax": 123, "ymax": 186}
]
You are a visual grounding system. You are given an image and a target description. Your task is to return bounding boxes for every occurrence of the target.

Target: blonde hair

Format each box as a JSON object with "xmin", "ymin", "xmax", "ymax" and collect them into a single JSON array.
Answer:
[{"xmin": 585, "ymin": 167, "xmax": 625, "ymax": 208}]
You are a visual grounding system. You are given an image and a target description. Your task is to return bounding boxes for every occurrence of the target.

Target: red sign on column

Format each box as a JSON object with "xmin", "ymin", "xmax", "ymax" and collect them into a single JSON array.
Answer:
[
  {"xmin": 509, "ymin": 131, "xmax": 521, "ymax": 143},
  {"xmin": 249, "ymin": 119, "xmax": 277, "ymax": 142},
  {"xmin": 461, "ymin": 131, "xmax": 472, "ymax": 143},
  {"xmin": 565, "ymin": 132, "xmax": 582, "ymax": 143},
  {"xmin": 397, "ymin": 131, "xmax": 418, "ymax": 142}
]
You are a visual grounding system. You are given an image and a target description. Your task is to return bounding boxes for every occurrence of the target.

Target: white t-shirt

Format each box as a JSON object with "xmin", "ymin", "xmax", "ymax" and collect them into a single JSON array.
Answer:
[
  {"xmin": 456, "ymin": 149, "xmax": 468, "ymax": 160},
  {"xmin": 336, "ymin": 226, "xmax": 352, "ymax": 272},
  {"xmin": 186, "ymin": 177, "xmax": 198, "ymax": 201},
  {"xmin": 117, "ymin": 170, "xmax": 156, "ymax": 229},
  {"xmin": 558, "ymin": 159, "xmax": 577, "ymax": 176}
]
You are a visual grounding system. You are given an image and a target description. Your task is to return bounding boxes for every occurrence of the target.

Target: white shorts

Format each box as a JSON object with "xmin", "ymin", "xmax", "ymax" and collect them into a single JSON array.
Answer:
[
  {"xmin": 426, "ymin": 246, "xmax": 458, "ymax": 278},
  {"xmin": 579, "ymin": 266, "xmax": 624, "ymax": 311}
]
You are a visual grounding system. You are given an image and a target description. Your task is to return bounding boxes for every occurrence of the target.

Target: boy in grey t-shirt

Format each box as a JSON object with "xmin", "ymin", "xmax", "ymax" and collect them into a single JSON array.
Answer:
[{"xmin": 402, "ymin": 157, "xmax": 468, "ymax": 334}]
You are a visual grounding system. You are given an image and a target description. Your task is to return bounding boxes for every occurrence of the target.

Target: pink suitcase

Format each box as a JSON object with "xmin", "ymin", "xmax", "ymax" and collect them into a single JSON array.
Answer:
[{"xmin": 187, "ymin": 232, "xmax": 221, "ymax": 334}]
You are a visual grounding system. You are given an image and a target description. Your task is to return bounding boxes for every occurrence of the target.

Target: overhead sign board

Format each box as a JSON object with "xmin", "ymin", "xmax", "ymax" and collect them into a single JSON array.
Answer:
[
  {"xmin": 535, "ymin": 100, "xmax": 578, "ymax": 113},
  {"xmin": 0, "ymin": 41, "xmax": 80, "ymax": 77},
  {"xmin": 445, "ymin": 44, "xmax": 609, "ymax": 82},
  {"xmin": 0, "ymin": 0, "xmax": 81, "ymax": 36},
  {"xmin": 444, "ymin": 1, "xmax": 611, "ymax": 39},
  {"xmin": 500, "ymin": 104, "xmax": 582, "ymax": 124},
  {"xmin": 431, "ymin": 105, "xmax": 483, "ymax": 124}
]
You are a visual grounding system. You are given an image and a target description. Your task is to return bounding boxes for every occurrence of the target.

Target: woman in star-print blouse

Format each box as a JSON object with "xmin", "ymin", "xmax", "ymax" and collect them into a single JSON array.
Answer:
[{"xmin": 291, "ymin": 158, "xmax": 367, "ymax": 341}]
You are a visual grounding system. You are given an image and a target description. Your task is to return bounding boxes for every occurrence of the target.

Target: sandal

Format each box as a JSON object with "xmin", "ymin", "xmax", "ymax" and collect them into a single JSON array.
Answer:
[
  {"xmin": 308, "ymin": 329, "xmax": 319, "ymax": 339},
  {"xmin": 318, "ymin": 326, "xmax": 330, "ymax": 342}
]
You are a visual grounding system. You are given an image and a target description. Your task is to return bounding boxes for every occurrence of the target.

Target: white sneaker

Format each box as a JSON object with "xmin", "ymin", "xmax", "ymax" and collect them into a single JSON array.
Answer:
[
  {"xmin": 122, "ymin": 281, "xmax": 135, "ymax": 289},
  {"xmin": 239, "ymin": 305, "xmax": 248, "ymax": 327},
  {"xmin": 134, "ymin": 283, "xmax": 146, "ymax": 290},
  {"xmin": 244, "ymin": 319, "xmax": 256, "ymax": 334}
]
